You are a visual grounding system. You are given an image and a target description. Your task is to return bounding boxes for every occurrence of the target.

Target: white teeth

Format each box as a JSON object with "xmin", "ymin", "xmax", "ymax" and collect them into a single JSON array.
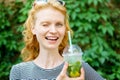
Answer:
[{"xmin": 45, "ymin": 37, "xmax": 58, "ymax": 40}]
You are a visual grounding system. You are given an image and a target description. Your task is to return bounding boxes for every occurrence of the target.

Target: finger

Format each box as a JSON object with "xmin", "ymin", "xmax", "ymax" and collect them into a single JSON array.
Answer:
[
  {"xmin": 60, "ymin": 62, "xmax": 68, "ymax": 75},
  {"xmin": 81, "ymin": 67, "xmax": 85, "ymax": 77},
  {"xmin": 57, "ymin": 62, "xmax": 68, "ymax": 80},
  {"xmin": 79, "ymin": 67, "xmax": 85, "ymax": 80}
]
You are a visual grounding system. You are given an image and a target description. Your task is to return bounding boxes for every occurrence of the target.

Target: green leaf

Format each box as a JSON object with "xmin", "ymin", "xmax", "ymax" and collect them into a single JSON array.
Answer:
[
  {"xmin": 88, "ymin": 0, "xmax": 93, "ymax": 5},
  {"xmin": 99, "ymin": 57, "xmax": 105, "ymax": 64},
  {"xmin": 71, "ymin": 11, "xmax": 77, "ymax": 20},
  {"xmin": 93, "ymin": 0, "xmax": 98, "ymax": 6},
  {"xmin": 100, "ymin": 14, "xmax": 108, "ymax": 21}
]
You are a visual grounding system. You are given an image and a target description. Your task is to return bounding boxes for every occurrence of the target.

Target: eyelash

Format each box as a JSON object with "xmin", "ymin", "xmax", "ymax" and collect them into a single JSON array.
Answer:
[
  {"xmin": 42, "ymin": 23, "xmax": 49, "ymax": 27},
  {"xmin": 56, "ymin": 23, "xmax": 63, "ymax": 27},
  {"xmin": 41, "ymin": 23, "xmax": 63, "ymax": 27}
]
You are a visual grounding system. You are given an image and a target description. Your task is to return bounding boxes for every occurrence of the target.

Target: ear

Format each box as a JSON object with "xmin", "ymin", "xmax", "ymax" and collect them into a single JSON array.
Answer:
[{"xmin": 31, "ymin": 26, "xmax": 36, "ymax": 35}]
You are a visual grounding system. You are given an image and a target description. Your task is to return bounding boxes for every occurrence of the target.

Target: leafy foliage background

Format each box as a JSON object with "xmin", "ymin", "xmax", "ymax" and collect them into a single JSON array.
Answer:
[{"xmin": 0, "ymin": 0, "xmax": 120, "ymax": 80}]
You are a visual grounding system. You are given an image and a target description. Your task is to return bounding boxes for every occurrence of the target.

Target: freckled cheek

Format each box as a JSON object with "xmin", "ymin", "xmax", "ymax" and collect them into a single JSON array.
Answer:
[
  {"xmin": 36, "ymin": 27, "xmax": 48, "ymax": 34},
  {"xmin": 60, "ymin": 29, "xmax": 66, "ymax": 37},
  {"xmin": 35, "ymin": 30, "xmax": 46, "ymax": 39}
]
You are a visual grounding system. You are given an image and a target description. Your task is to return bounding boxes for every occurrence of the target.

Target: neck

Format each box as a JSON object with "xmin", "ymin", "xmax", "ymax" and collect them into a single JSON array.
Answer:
[{"xmin": 33, "ymin": 48, "xmax": 64, "ymax": 69}]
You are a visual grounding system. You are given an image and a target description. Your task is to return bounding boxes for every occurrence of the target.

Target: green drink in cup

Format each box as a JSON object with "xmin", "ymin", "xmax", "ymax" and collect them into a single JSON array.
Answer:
[
  {"xmin": 62, "ymin": 44, "xmax": 83, "ymax": 77},
  {"xmin": 62, "ymin": 31, "xmax": 83, "ymax": 77}
]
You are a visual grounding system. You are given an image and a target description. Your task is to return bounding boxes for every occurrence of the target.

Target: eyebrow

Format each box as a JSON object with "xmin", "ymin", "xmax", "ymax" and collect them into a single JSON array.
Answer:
[
  {"xmin": 40, "ymin": 20, "xmax": 64, "ymax": 24},
  {"xmin": 40, "ymin": 21, "xmax": 50, "ymax": 24}
]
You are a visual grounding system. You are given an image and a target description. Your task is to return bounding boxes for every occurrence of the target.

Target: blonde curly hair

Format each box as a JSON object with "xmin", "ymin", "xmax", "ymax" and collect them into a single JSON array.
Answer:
[{"xmin": 21, "ymin": 0, "xmax": 73, "ymax": 61}]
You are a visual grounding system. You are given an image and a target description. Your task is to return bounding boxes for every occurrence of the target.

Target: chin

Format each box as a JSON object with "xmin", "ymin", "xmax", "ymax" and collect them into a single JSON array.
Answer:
[{"xmin": 46, "ymin": 44, "xmax": 59, "ymax": 49}]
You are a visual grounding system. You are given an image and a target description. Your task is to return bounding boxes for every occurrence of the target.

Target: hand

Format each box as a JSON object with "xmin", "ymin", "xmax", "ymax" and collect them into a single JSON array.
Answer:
[{"xmin": 56, "ymin": 62, "xmax": 85, "ymax": 80}]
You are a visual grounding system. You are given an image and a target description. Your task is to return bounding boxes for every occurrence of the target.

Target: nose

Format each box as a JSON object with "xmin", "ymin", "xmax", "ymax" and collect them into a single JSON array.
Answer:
[{"xmin": 49, "ymin": 25, "xmax": 57, "ymax": 34}]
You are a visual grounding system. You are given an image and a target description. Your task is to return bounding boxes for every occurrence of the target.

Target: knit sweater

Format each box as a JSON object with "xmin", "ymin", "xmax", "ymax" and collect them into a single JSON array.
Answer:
[{"xmin": 10, "ymin": 61, "xmax": 105, "ymax": 80}]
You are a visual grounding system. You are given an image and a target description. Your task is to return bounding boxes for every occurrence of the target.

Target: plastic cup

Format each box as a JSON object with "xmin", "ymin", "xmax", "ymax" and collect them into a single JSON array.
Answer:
[{"xmin": 62, "ymin": 44, "xmax": 83, "ymax": 77}]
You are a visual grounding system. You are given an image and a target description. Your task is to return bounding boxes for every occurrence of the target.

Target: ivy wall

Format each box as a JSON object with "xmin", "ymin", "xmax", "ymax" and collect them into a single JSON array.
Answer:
[{"xmin": 0, "ymin": 0, "xmax": 120, "ymax": 80}]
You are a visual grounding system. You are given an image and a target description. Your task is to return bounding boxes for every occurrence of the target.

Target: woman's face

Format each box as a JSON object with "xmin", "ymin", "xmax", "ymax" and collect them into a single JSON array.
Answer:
[{"xmin": 32, "ymin": 7, "xmax": 66, "ymax": 50}]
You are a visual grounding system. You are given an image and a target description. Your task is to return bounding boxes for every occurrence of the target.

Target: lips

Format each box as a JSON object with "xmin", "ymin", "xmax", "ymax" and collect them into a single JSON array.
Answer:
[{"xmin": 45, "ymin": 36, "xmax": 59, "ymax": 41}]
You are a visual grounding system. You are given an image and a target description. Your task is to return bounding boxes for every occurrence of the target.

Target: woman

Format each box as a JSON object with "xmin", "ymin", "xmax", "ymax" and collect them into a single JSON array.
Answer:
[{"xmin": 10, "ymin": 0, "xmax": 105, "ymax": 80}]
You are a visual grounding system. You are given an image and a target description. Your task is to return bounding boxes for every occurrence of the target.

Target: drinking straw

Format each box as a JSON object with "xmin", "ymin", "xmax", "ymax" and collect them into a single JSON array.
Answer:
[{"xmin": 68, "ymin": 31, "xmax": 73, "ymax": 53}]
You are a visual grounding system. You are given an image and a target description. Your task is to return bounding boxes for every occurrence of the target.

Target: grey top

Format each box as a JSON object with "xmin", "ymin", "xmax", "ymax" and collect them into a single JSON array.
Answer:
[{"xmin": 10, "ymin": 61, "xmax": 105, "ymax": 80}]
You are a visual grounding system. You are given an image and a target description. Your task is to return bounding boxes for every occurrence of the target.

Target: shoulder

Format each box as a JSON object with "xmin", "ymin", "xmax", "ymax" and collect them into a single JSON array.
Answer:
[
  {"xmin": 11, "ymin": 61, "xmax": 34, "ymax": 73},
  {"xmin": 10, "ymin": 61, "xmax": 33, "ymax": 79},
  {"xmin": 10, "ymin": 61, "xmax": 33, "ymax": 72},
  {"xmin": 82, "ymin": 61, "xmax": 105, "ymax": 80},
  {"xmin": 13, "ymin": 61, "xmax": 33, "ymax": 68}
]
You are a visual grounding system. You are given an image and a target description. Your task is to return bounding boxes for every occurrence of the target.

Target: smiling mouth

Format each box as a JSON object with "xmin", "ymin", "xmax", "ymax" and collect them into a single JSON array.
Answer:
[{"xmin": 45, "ymin": 36, "xmax": 59, "ymax": 41}]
